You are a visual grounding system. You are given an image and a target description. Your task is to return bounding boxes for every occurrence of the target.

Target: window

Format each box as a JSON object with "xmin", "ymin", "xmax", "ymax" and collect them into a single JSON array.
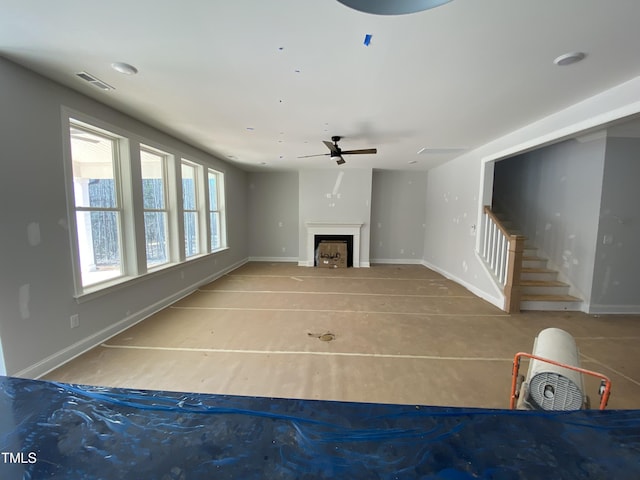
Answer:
[
  {"xmin": 208, "ymin": 168, "xmax": 226, "ymax": 250},
  {"xmin": 69, "ymin": 123, "xmax": 124, "ymax": 287},
  {"xmin": 181, "ymin": 161, "xmax": 200, "ymax": 257},
  {"xmin": 65, "ymin": 111, "xmax": 228, "ymax": 297},
  {"xmin": 141, "ymin": 146, "xmax": 169, "ymax": 268}
]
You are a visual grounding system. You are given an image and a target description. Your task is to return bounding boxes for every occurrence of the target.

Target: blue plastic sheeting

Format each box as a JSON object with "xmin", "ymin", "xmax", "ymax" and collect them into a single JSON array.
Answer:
[{"xmin": 1, "ymin": 375, "xmax": 639, "ymax": 479}]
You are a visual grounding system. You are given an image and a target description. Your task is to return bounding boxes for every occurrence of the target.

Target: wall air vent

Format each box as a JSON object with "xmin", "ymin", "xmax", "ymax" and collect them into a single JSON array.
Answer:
[{"xmin": 75, "ymin": 71, "xmax": 114, "ymax": 91}]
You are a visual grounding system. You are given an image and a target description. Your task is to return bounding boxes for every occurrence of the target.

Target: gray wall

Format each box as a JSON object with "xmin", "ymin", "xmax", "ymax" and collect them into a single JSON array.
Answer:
[
  {"xmin": 423, "ymin": 74, "xmax": 640, "ymax": 310},
  {"xmin": 592, "ymin": 136, "xmax": 640, "ymax": 311},
  {"xmin": 370, "ymin": 170, "xmax": 427, "ymax": 262},
  {"xmin": 492, "ymin": 137, "xmax": 606, "ymax": 303},
  {"xmin": 423, "ymin": 153, "xmax": 500, "ymax": 303},
  {"xmin": 298, "ymin": 169, "xmax": 373, "ymax": 265},
  {"xmin": 0, "ymin": 58, "xmax": 248, "ymax": 376},
  {"xmin": 247, "ymin": 171, "xmax": 299, "ymax": 260}
]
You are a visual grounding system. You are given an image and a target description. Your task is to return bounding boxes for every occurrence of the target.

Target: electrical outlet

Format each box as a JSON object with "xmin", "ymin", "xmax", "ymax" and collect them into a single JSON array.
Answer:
[{"xmin": 70, "ymin": 314, "xmax": 79, "ymax": 329}]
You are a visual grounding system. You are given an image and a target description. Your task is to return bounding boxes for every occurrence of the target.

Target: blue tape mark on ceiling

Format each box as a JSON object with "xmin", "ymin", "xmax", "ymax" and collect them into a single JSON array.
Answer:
[{"xmin": 364, "ymin": 34, "xmax": 372, "ymax": 46}]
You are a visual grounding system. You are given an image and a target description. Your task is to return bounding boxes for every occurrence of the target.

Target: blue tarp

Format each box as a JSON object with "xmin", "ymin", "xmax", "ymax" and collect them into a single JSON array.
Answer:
[{"xmin": 1, "ymin": 375, "xmax": 639, "ymax": 479}]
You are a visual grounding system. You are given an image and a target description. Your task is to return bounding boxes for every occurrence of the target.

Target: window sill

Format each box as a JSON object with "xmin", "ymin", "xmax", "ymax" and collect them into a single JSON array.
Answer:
[{"xmin": 74, "ymin": 247, "xmax": 230, "ymax": 303}]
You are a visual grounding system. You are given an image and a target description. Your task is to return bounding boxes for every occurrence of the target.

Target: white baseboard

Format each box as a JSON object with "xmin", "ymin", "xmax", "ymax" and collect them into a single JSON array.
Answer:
[
  {"xmin": 17, "ymin": 258, "xmax": 248, "ymax": 380},
  {"xmin": 420, "ymin": 259, "xmax": 504, "ymax": 310},
  {"xmin": 370, "ymin": 258, "xmax": 423, "ymax": 265},
  {"xmin": 587, "ymin": 304, "xmax": 640, "ymax": 315},
  {"xmin": 248, "ymin": 256, "xmax": 299, "ymax": 263}
]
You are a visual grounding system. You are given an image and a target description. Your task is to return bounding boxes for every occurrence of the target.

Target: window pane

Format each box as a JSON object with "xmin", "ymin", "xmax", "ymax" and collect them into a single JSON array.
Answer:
[
  {"xmin": 70, "ymin": 129, "xmax": 117, "ymax": 208},
  {"xmin": 144, "ymin": 212, "xmax": 168, "ymax": 266},
  {"xmin": 210, "ymin": 212, "xmax": 220, "ymax": 250},
  {"xmin": 182, "ymin": 163, "xmax": 196, "ymax": 210},
  {"xmin": 75, "ymin": 210, "xmax": 122, "ymax": 286},
  {"xmin": 208, "ymin": 172, "xmax": 218, "ymax": 210},
  {"xmin": 184, "ymin": 212, "xmax": 199, "ymax": 257},
  {"xmin": 141, "ymin": 150, "xmax": 165, "ymax": 209}
]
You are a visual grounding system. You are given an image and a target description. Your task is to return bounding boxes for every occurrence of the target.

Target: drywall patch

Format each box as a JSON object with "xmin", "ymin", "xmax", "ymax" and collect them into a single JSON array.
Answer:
[
  {"xmin": 19, "ymin": 284, "xmax": 30, "ymax": 319},
  {"xmin": 27, "ymin": 222, "xmax": 41, "ymax": 246},
  {"xmin": 332, "ymin": 171, "xmax": 344, "ymax": 195},
  {"xmin": 58, "ymin": 218, "xmax": 68, "ymax": 230}
]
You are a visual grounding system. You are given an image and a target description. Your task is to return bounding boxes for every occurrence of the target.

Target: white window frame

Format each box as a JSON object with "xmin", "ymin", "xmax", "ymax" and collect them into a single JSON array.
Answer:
[
  {"xmin": 140, "ymin": 145, "xmax": 171, "ymax": 269},
  {"xmin": 62, "ymin": 108, "xmax": 230, "ymax": 300},
  {"xmin": 207, "ymin": 168, "xmax": 227, "ymax": 251},
  {"xmin": 180, "ymin": 159, "xmax": 204, "ymax": 258},
  {"xmin": 65, "ymin": 117, "xmax": 129, "ymax": 294}
]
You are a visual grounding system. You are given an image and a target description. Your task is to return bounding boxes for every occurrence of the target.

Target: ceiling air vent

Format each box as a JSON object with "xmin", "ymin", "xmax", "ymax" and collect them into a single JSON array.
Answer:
[{"xmin": 75, "ymin": 71, "xmax": 114, "ymax": 91}]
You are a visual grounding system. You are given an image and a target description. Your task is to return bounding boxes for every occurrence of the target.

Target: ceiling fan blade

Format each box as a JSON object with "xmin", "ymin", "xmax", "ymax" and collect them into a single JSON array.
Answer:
[
  {"xmin": 323, "ymin": 140, "xmax": 340, "ymax": 154},
  {"xmin": 297, "ymin": 153, "xmax": 330, "ymax": 158},
  {"xmin": 341, "ymin": 148, "xmax": 377, "ymax": 155}
]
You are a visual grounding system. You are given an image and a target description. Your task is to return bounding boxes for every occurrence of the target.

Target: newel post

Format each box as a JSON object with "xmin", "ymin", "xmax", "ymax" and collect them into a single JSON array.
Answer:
[{"xmin": 504, "ymin": 235, "xmax": 526, "ymax": 314}]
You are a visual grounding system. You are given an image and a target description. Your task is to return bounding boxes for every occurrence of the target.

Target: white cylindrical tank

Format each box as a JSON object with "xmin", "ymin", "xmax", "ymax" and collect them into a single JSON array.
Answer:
[{"xmin": 524, "ymin": 328, "xmax": 585, "ymax": 410}]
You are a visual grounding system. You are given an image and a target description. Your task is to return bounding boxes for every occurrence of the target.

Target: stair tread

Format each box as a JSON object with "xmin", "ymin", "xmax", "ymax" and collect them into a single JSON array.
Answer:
[
  {"xmin": 521, "ymin": 294, "xmax": 581, "ymax": 302},
  {"xmin": 521, "ymin": 267, "xmax": 556, "ymax": 273},
  {"xmin": 522, "ymin": 255, "xmax": 546, "ymax": 261},
  {"xmin": 520, "ymin": 279, "xmax": 568, "ymax": 287}
]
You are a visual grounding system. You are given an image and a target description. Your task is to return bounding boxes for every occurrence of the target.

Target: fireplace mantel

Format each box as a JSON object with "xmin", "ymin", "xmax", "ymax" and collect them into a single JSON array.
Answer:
[{"xmin": 301, "ymin": 222, "xmax": 364, "ymax": 267}]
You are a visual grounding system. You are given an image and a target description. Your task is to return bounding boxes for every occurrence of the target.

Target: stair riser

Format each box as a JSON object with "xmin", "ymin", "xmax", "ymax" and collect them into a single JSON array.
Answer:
[
  {"xmin": 520, "ymin": 300, "xmax": 582, "ymax": 311},
  {"xmin": 521, "ymin": 285, "xmax": 570, "ymax": 296},
  {"xmin": 521, "ymin": 271, "xmax": 558, "ymax": 281},
  {"xmin": 523, "ymin": 259, "xmax": 547, "ymax": 269}
]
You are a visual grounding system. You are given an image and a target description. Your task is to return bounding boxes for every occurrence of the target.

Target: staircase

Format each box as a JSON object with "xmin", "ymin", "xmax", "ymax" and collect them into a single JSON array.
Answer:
[
  {"xmin": 499, "ymin": 217, "xmax": 582, "ymax": 311},
  {"xmin": 519, "ymin": 244, "xmax": 582, "ymax": 311}
]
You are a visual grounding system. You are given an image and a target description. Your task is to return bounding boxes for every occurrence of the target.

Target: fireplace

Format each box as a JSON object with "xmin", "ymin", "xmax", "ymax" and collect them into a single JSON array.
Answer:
[{"xmin": 303, "ymin": 223, "xmax": 363, "ymax": 267}]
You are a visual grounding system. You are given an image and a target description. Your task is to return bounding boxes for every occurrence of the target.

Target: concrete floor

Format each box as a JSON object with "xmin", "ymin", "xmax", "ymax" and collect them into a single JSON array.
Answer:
[{"xmin": 44, "ymin": 262, "xmax": 640, "ymax": 409}]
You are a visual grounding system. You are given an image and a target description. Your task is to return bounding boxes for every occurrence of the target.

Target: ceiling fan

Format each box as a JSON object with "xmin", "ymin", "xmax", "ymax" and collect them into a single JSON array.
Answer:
[{"xmin": 298, "ymin": 136, "xmax": 377, "ymax": 165}]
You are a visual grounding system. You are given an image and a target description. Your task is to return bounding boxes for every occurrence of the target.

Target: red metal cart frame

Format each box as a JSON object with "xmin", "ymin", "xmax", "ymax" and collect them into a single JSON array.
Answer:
[{"xmin": 510, "ymin": 352, "xmax": 612, "ymax": 410}]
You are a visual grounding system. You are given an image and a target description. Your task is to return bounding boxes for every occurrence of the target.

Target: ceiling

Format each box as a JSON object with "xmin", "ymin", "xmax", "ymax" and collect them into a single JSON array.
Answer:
[{"xmin": 2, "ymin": 0, "xmax": 640, "ymax": 171}]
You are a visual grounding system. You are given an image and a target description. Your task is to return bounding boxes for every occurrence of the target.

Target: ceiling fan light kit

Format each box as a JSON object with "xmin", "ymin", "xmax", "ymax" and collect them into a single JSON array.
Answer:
[{"xmin": 298, "ymin": 136, "xmax": 377, "ymax": 166}]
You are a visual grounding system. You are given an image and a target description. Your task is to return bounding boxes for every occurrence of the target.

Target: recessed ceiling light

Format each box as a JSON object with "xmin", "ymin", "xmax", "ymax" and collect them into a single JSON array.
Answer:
[
  {"xmin": 111, "ymin": 62, "xmax": 138, "ymax": 75},
  {"xmin": 554, "ymin": 52, "xmax": 586, "ymax": 66}
]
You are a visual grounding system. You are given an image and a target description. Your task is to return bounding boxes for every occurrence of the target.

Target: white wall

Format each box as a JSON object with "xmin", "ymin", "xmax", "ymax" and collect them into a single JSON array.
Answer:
[
  {"xmin": 492, "ymin": 137, "xmax": 607, "ymax": 303},
  {"xmin": 370, "ymin": 170, "xmax": 427, "ymax": 263},
  {"xmin": 591, "ymin": 136, "xmax": 640, "ymax": 312},
  {"xmin": 424, "ymin": 74, "xmax": 640, "ymax": 309},
  {"xmin": 0, "ymin": 57, "xmax": 248, "ymax": 377},
  {"xmin": 298, "ymin": 169, "xmax": 373, "ymax": 266},
  {"xmin": 247, "ymin": 171, "xmax": 299, "ymax": 260}
]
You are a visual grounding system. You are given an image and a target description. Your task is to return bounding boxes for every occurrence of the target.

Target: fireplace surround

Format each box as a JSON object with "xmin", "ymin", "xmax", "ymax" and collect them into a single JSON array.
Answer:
[{"xmin": 302, "ymin": 223, "xmax": 363, "ymax": 267}]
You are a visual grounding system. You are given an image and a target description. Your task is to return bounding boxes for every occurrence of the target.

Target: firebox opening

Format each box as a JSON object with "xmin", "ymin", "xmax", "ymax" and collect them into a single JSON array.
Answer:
[{"xmin": 314, "ymin": 235, "xmax": 353, "ymax": 267}]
